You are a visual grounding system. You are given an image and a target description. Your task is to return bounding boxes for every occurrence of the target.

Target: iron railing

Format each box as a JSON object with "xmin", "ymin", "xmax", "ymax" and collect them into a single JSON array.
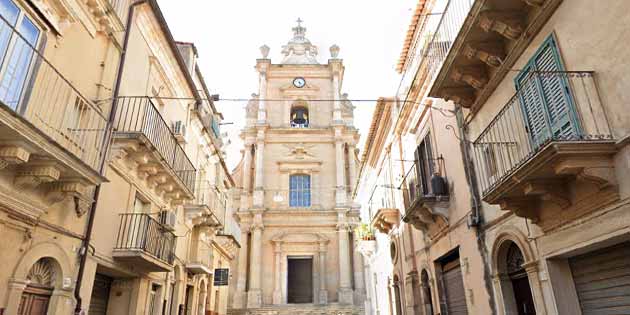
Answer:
[
  {"xmin": 115, "ymin": 213, "xmax": 176, "ymax": 265},
  {"xmin": 188, "ymin": 239, "xmax": 213, "ymax": 268},
  {"xmin": 290, "ymin": 121, "xmax": 309, "ymax": 128},
  {"xmin": 472, "ymin": 71, "xmax": 613, "ymax": 196},
  {"xmin": 403, "ymin": 162, "xmax": 427, "ymax": 212},
  {"xmin": 397, "ymin": 0, "xmax": 474, "ymax": 100},
  {"xmin": 219, "ymin": 214, "xmax": 242, "ymax": 246},
  {"xmin": 0, "ymin": 12, "xmax": 109, "ymax": 172},
  {"xmin": 113, "ymin": 97, "xmax": 196, "ymax": 193}
]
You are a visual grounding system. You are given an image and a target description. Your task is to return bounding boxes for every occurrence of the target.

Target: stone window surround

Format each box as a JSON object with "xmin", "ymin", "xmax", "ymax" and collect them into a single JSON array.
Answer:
[{"xmin": 277, "ymin": 161, "xmax": 322, "ymax": 209}]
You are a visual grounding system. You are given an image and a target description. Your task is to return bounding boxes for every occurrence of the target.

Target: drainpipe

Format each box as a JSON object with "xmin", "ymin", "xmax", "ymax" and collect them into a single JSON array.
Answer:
[
  {"xmin": 73, "ymin": 2, "xmax": 145, "ymax": 313},
  {"xmin": 455, "ymin": 105, "xmax": 497, "ymax": 314}
]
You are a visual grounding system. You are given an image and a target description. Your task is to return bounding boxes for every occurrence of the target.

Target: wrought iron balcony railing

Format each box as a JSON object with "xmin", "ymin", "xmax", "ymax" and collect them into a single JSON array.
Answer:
[
  {"xmin": 0, "ymin": 12, "xmax": 109, "ymax": 172},
  {"xmin": 114, "ymin": 213, "xmax": 176, "ymax": 265},
  {"xmin": 397, "ymin": 0, "xmax": 474, "ymax": 100},
  {"xmin": 113, "ymin": 97, "xmax": 196, "ymax": 193},
  {"xmin": 471, "ymin": 71, "xmax": 614, "ymax": 197}
]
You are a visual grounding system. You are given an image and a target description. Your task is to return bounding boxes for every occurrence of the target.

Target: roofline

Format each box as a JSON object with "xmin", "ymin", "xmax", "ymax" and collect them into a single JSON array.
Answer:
[
  {"xmin": 396, "ymin": 0, "xmax": 431, "ymax": 73},
  {"xmin": 147, "ymin": 0, "xmax": 201, "ymax": 103}
]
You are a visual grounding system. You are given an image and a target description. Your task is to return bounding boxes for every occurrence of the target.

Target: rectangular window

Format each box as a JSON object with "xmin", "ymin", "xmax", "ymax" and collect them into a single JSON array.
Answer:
[
  {"xmin": 289, "ymin": 174, "xmax": 311, "ymax": 207},
  {"xmin": 0, "ymin": 0, "xmax": 40, "ymax": 110},
  {"xmin": 516, "ymin": 35, "xmax": 579, "ymax": 147},
  {"xmin": 414, "ymin": 133, "xmax": 434, "ymax": 196}
]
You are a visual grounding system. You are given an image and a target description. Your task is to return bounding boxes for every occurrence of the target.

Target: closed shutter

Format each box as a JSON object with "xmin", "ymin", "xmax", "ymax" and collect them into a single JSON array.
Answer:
[
  {"xmin": 88, "ymin": 274, "xmax": 112, "ymax": 315},
  {"xmin": 569, "ymin": 242, "xmax": 630, "ymax": 315},
  {"xmin": 443, "ymin": 260, "xmax": 468, "ymax": 315},
  {"xmin": 516, "ymin": 36, "xmax": 578, "ymax": 146}
]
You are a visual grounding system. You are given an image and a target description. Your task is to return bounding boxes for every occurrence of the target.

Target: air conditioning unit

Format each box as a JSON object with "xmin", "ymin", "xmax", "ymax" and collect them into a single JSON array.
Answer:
[
  {"xmin": 172, "ymin": 121, "xmax": 187, "ymax": 142},
  {"xmin": 159, "ymin": 210, "xmax": 177, "ymax": 231}
]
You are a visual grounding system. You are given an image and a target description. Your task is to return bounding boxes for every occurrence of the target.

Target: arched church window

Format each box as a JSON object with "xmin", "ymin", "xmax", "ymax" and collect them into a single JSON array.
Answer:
[
  {"xmin": 290, "ymin": 106, "xmax": 309, "ymax": 128},
  {"xmin": 289, "ymin": 174, "xmax": 311, "ymax": 207}
]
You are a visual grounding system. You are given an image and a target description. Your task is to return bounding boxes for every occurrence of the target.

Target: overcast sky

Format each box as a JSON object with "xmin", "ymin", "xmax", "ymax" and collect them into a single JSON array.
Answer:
[{"xmin": 158, "ymin": 0, "xmax": 417, "ymax": 168}]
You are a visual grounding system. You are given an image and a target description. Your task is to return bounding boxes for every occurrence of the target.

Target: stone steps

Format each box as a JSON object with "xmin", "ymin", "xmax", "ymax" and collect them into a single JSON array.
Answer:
[{"xmin": 227, "ymin": 304, "xmax": 364, "ymax": 315}]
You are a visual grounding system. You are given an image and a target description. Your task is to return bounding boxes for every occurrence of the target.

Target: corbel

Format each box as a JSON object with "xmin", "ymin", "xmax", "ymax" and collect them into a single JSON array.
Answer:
[
  {"xmin": 439, "ymin": 87, "xmax": 476, "ymax": 108},
  {"xmin": 478, "ymin": 10, "xmax": 525, "ymax": 40},
  {"xmin": 463, "ymin": 42, "xmax": 506, "ymax": 67},
  {"xmin": 451, "ymin": 66, "xmax": 489, "ymax": 90}
]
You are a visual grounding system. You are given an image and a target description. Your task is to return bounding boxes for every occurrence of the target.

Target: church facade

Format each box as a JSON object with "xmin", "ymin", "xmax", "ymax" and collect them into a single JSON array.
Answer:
[{"xmin": 228, "ymin": 21, "xmax": 366, "ymax": 314}]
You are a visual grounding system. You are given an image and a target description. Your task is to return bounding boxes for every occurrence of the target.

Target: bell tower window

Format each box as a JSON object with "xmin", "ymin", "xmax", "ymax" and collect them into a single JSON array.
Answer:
[{"xmin": 290, "ymin": 105, "xmax": 309, "ymax": 128}]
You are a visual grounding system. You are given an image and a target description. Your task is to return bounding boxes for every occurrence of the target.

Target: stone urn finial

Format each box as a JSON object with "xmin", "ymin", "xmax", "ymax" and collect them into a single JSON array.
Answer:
[
  {"xmin": 330, "ymin": 44, "xmax": 340, "ymax": 58},
  {"xmin": 260, "ymin": 44, "xmax": 270, "ymax": 59}
]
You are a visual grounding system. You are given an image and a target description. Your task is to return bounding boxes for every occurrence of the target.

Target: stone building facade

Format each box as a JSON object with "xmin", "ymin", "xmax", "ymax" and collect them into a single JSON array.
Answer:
[
  {"xmin": 355, "ymin": 0, "xmax": 630, "ymax": 314},
  {"xmin": 0, "ymin": 0, "xmax": 240, "ymax": 315},
  {"xmin": 228, "ymin": 21, "xmax": 366, "ymax": 315}
]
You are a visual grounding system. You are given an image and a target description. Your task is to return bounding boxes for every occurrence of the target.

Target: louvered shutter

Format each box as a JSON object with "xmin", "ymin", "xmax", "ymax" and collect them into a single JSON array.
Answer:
[
  {"xmin": 443, "ymin": 260, "xmax": 469, "ymax": 315},
  {"xmin": 533, "ymin": 40, "xmax": 577, "ymax": 140},
  {"xmin": 516, "ymin": 36, "xmax": 578, "ymax": 147}
]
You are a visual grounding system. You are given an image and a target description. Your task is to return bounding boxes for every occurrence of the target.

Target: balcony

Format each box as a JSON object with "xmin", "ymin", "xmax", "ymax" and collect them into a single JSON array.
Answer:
[
  {"xmin": 0, "ymin": 13, "xmax": 108, "ymax": 217},
  {"xmin": 112, "ymin": 97, "xmax": 196, "ymax": 205},
  {"xmin": 186, "ymin": 239, "xmax": 213, "ymax": 275},
  {"xmin": 113, "ymin": 213, "xmax": 176, "ymax": 272},
  {"xmin": 215, "ymin": 215, "xmax": 241, "ymax": 259},
  {"xmin": 401, "ymin": 162, "xmax": 450, "ymax": 232},
  {"xmin": 471, "ymin": 71, "xmax": 617, "ymax": 222},
  {"xmin": 429, "ymin": 0, "xmax": 564, "ymax": 109},
  {"xmin": 184, "ymin": 180, "xmax": 223, "ymax": 225}
]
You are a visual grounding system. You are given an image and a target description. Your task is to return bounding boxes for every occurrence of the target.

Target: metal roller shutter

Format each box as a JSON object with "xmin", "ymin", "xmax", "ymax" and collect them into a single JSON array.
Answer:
[
  {"xmin": 443, "ymin": 259, "xmax": 468, "ymax": 315},
  {"xmin": 569, "ymin": 242, "xmax": 630, "ymax": 315},
  {"xmin": 88, "ymin": 274, "xmax": 112, "ymax": 315}
]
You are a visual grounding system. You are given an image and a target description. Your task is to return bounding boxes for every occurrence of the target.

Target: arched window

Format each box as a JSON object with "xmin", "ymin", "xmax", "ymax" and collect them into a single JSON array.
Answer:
[
  {"xmin": 289, "ymin": 174, "xmax": 311, "ymax": 207},
  {"xmin": 290, "ymin": 106, "xmax": 309, "ymax": 128}
]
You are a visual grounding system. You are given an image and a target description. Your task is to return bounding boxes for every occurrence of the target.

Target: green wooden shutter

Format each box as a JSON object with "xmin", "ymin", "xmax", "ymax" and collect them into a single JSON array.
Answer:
[{"xmin": 516, "ymin": 36, "xmax": 579, "ymax": 147}]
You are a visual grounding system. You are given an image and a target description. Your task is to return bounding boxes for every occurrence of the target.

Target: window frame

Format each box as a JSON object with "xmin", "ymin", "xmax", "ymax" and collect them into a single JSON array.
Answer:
[{"xmin": 289, "ymin": 173, "xmax": 311, "ymax": 208}]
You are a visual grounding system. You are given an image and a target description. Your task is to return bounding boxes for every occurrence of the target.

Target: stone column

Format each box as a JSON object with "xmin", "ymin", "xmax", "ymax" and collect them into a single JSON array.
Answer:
[
  {"xmin": 353, "ymin": 241, "xmax": 366, "ymax": 304},
  {"xmin": 363, "ymin": 262, "xmax": 373, "ymax": 315},
  {"xmin": 258, "ymin": 71, "xmax": 267, "ymax": 122},
  {"xmin": 337, "ymin": 219, "xmax": 354, "ymax": 304},
  {"xmin": 524, "ymin": 261, "xmax": 548, "ymax": 315},
  {"xmin": 273, "ymin": 241, "xmax": 283, "ymax": 304},
  {"xmin": 247, "ymin": 213, "xmax": 264, "ymax": 308},
  {"xmin": 334, "ymin": 136, "xmax": 347, "ymax": 206},
  {"xmin": 348, "ymin": 145, "xmax": 357, "ymax": 192},
  {"xmin": 253, "ymin": 131, "xmax": 265, "ymax": 208},
  {"xmin": 232, "ymin": 229, "xmax": 249, "ymax": 308},
  {"xmin": 332, "ymin": 74, "xmax": 342, "ymax": 122},
  {"xmin": 240, "ymin": 144, "xmax": 253, "ymax": 210},
  {"xmin": 318, "ymin": 241, "xmax": 329, "ymax": 305}
]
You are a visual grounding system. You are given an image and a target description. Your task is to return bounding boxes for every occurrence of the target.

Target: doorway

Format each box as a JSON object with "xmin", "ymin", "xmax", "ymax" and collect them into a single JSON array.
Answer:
[
  {"xmin": 506, "ymin": 242, "xmax": 535, "ymax": 315},
  {"xmin": 18, "ymin": 286, "xmax": 51, "ymax": 315},
  {"xmin": 287, "ymin": 257, "xmax": 313, "ymax": 303}
]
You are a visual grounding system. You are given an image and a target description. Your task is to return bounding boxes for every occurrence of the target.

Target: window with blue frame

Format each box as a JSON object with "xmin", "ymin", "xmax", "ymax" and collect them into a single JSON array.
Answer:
[
  {"xmin": 0, "ymin": 0, "xmax": 40, "ymax": 111},
  {"xmin": 516, "ymin": 35, "xmax": 580, "ymax": 147},
  {"xmin": 289, "ymin": 174, "xmax": 311, "ymax": 207},
  {"xmin": 211, "ymin": 115, "xmax": 220, "ymax": 138}
]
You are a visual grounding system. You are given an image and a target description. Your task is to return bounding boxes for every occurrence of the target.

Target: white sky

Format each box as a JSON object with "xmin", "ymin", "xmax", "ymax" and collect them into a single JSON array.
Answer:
[{"xmin": 158, "ymin": 0, "xmax": 417, "ymax": 169}]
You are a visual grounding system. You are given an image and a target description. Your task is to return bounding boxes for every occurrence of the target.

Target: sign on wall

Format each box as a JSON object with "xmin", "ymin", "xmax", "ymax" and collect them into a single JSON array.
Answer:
[{"xmin": 214, "ymin": 268, "xmax": 229, "ymax": 286}]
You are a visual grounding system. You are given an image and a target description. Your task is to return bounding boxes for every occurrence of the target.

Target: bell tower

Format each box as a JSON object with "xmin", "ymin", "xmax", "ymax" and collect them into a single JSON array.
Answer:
[{"xmin": 231, "ymin": 19, "xmax": 364, "ymax": 313}]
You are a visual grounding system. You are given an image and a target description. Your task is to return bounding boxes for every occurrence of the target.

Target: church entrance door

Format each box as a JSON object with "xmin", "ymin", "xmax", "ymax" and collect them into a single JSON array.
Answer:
[{"xmin": 287, "ymin": 257, "xmax": 313, "ymax": 303}]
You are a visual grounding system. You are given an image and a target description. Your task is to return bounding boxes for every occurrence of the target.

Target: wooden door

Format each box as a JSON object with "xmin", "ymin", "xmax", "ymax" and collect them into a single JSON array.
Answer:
[
  {"xmin": 18, "ymin": 286, "xmax": 52, "ymax": 315},
  {"xmin": 442, "ymin": 259, "xmax": 468, "ymax": 315},
  {"xmin": 287, "ymin": 257, "xmax": 313, "ymax": 303}
]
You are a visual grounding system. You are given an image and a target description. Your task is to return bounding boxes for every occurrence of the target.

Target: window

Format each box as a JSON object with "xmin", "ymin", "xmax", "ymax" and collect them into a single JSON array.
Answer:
[
  {"xmin": 133, "ymin": 194, "xmax": 149, "ymax": 213},
  {"xmin": 211, "ymin": 114, "xmax": 220, "ymax": 138},
  {"xmin": 0, "ymin": 0, "xmax": 40, "ymax": 110},
  {"xmin": 516, "ymin": 35, "xmax": 579, "ymax": 147},
  {"xmin": 289, "ymin": 174, "xmax": 310, "ymax": 207},
  {"xmin": 290, "ymin": 106, "xmax": 309, "ymax": 128},
  {"xmin": 414, "ymin": 133, "xmax": 434, "ymax": 196}
]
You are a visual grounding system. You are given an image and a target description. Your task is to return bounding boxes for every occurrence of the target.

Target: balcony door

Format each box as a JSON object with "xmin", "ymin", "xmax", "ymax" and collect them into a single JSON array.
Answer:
[
  {"xmin": 516, "ymin": 36, "xmax": 579, "ymax": 147},
  {"xmin": 0, "ymin": 0, "xmax": 40, "ymax": 111}
]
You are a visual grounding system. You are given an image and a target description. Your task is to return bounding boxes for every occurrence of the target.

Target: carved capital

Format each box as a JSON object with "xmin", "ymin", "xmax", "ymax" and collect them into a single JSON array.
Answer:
[
  {"xmin": 522, "ymin": 0, "xmax": 546, "ymax": 7},
  {"xmin": 0, "ymin": 145, "xmax": 30, "ymax": 169},
  {"xmin": 479, "ymin": 10, "xmax": 525, "ymax": 40},
  {"xmin": 15, "ymin": 164, "xmax": 61, "ymax": 188},
  {"xmin": 439, "ymin": 87, "xmax": 476, "ymax": 108},
  {"xmin": 463, "ymin": 42, "xmax": 505, "ymax": 67},
  {"xmin": 499, "ymin": 198, "xmax": 540, "ymax": 222}
]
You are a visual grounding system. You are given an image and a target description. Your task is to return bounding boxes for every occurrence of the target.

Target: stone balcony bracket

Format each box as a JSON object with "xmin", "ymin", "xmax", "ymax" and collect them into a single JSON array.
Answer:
[
  {"xmin": 403, "ymin": 195, "xmax": 450, "ymax": 233},
  {"xmin": 429, "ymin": 0, "xmax": 563, "ymax": 110},
  {"xmin": 487, "ymin": 142, "xmax": 618, "ymax": 223},
  {"xmin": 370, "ymin": 208, "xmax": 401, "ymax": 234},
  {"xmin": 0, "ymin": 145, "xmax": 31, "ymax": 170},
  {"xmin": 45, "ymin": 180, "xmax": 93, "ymax": 217}
]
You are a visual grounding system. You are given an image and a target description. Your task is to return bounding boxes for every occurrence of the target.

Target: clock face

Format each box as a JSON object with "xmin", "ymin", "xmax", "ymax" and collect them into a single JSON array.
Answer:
[{"xmin": 293, "ymin": 77, "xmax": 306, "ymax": 88}]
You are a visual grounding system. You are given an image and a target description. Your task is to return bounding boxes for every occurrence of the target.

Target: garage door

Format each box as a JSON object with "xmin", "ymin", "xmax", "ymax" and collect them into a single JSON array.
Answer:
[
  {"xmin": 569, "ymin": 242, "xmax": 630, "ymax": 315},
  {"xmin": 88, "ymin": 274, "xmax": 112, "ymax": 315},
  {"xmin": 443, "ymin": 258, "xmax": 468, "ymax": 315}
]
